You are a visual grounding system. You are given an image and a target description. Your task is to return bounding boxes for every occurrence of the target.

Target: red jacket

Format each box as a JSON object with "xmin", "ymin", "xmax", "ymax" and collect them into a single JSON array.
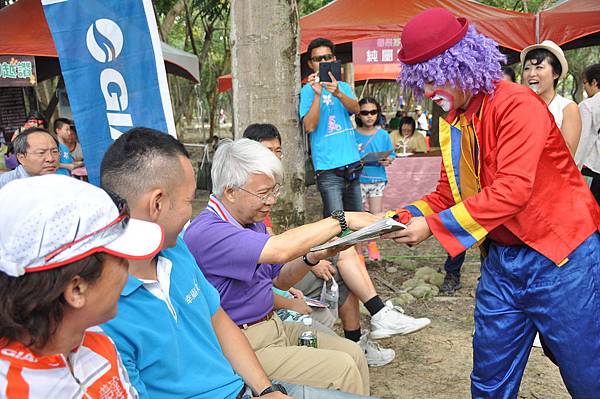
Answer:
[{"xmin": 406, "ymin": 80, "xmax": 600, "ymax": 265}]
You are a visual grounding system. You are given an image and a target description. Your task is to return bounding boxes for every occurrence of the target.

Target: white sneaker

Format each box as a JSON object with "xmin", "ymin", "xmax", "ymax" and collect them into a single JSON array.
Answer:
[
  {"xmin": 359, "ymin": 332, "xmax": 395, "ymax": 367},
  {"xmin": 369, "ymin": 300, "xmax": 431, "ymax": 339}
]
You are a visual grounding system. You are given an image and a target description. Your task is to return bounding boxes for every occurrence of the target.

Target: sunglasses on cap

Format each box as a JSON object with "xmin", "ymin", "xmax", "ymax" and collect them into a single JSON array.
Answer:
[
  {"xmin": 43, "ymin": 191, "xmax": 130, "ymax": 263},
  {"xmin": 359, "ymin": 110, "xmax": 379, "ymax": 116},
  {"xmin": 311, "ymin": 54, "xmax": 334, "ymax": 62}
]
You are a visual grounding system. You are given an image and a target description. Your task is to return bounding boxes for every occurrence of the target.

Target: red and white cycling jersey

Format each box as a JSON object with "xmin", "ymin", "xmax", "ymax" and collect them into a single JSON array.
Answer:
[{"xmin": 0, "ymin": 330, "xmax": 137, "ymax": 398}]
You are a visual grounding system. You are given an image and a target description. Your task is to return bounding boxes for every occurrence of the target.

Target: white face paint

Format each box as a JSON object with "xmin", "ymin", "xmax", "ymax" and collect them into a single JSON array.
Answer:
[{"xmin": 432, "ymin": 92, "xmax": 453, "ymax": 112}]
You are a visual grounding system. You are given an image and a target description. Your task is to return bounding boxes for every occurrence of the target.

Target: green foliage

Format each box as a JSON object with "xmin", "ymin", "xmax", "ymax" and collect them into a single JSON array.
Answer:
[
  {"xmin": 480, "ymin": 0, "xmax": 557, "ymax": 13},
  {"xmin": 153, "ymin": 0, "xmax": 231, "ymax": 140},
  {"xmin": 155, "ymin": 0, "xmax": 228, "ymax": 21},
  {"xmin": 298, "ymin": 0, "xmax": 332, "ymax": 16}
]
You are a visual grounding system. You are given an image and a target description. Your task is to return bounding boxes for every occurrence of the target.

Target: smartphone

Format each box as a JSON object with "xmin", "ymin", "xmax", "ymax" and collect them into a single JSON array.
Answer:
[{"xmin": 319, "ymin": 61, "xmax": 342, "ymax": 82}]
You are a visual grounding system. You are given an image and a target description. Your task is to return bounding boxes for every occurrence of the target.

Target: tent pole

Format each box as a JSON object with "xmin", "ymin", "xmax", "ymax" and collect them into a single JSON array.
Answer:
[
  {"xmin": 535, "ymin": 13, "xmax": 540, "ymax": 44},
  {"xmin": 359, "ymin": 79, "xmax": 369, "ymax": 99}
]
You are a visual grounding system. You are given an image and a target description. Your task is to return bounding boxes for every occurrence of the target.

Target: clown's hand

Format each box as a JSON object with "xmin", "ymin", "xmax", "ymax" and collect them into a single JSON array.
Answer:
[{"xmin": 383, "ymin": 216, "xmax": 431, "ymax": 246}]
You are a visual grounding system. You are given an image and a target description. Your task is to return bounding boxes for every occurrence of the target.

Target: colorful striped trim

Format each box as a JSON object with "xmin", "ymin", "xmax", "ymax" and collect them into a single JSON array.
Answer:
[
  {"xmin": 438, "ymin": 202, "xmax": 488, "ymax": 250},
  {"xmin": 439, "ymin": 118, "xmax": 462, "ymax": 203},
  {"xmin": 405, "ymin": 200, "xmax": 434, "ymax": 217}
]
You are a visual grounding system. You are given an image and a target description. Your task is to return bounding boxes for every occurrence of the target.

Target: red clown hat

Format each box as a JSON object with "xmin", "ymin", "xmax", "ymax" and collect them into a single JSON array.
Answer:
[{"xmin": 398, "ymin": 8, "xmax": 469, "ymax": 65}]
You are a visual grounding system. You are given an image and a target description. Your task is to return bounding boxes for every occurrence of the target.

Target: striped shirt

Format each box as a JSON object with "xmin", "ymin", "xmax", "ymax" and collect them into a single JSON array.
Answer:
[{"xmin": 0, "ymin": 330, "xmax": 137, "ymax": 398}]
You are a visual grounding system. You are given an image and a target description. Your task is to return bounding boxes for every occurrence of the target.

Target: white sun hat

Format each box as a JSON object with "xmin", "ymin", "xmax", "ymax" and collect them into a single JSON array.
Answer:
[
  {"xmin": 0, "ymin": 174, "xmax": 164, "ymax": 277},
  {"xmin": 520, "ymin": 40, "xmax": 568, "ymax": 80}
]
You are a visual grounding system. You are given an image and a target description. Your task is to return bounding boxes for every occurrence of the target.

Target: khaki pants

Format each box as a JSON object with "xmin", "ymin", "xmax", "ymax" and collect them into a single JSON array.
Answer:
[{"xmin": 241, "ymin": 314, "xmax": 369, "ymax": 395}]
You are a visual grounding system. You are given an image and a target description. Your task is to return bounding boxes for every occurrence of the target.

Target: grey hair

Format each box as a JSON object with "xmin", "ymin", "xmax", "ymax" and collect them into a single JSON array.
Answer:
[
  {"xmin": 13, "ymin": 128, "xmax": 57, "ymax": 155},
  {"xmin": 211, "ymin": 138, "xmax": 284, "ymax": 197}
]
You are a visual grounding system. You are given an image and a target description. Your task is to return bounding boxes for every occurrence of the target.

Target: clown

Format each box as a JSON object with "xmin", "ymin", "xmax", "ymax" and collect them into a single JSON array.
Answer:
[{"xmin": 387, "ymin": 8, "xmax": 600, "ymax": 398}]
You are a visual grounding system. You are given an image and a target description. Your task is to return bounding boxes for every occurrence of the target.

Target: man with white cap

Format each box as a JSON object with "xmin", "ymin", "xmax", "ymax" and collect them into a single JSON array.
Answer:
[
  {"xmin": 385, "ymin": 8, "xmax": 600, "ymax": 398},
  {"xmin": 0, "ymin": 174, "xmax": 164, "ymax": 398}
]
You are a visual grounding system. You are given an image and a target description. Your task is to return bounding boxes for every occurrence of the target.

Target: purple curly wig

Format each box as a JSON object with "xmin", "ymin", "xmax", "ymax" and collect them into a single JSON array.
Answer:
[{"xmin": 399, "ymin": 26, "xmax": 506, "ymax": 98}]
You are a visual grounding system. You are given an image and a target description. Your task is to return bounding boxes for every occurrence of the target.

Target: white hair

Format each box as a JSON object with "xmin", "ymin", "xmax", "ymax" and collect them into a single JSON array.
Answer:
[{"xmin": 211, "ymin": 138, "xmax": 284, "ymax": 197}]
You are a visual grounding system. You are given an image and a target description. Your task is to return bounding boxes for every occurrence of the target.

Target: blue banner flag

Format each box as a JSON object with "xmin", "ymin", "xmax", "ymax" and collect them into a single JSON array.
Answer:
[{"xmin": 42, "ymin": 0, "xmax": 176, "ymax": 185}]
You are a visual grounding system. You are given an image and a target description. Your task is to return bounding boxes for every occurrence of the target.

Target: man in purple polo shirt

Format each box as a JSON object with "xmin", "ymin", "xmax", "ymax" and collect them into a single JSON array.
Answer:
[{"xmin": 184, "ymin": 138, "xmax": 379, "ymax": 395}]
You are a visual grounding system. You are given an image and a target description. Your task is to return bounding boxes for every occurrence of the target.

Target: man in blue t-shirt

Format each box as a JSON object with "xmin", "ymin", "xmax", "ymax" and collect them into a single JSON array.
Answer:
[
  {"xmin": 99, "ymin": 128, "xmax": 373, "ymax": 399},
  {"xmin": 300, "ymin": 38, "xmax": 362, "ymax": 218}
]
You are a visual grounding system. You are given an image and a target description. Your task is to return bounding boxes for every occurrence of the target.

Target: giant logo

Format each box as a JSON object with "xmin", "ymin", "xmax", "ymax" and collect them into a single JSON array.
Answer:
[
  {"xmin": 86, "ymin": 19, "xmax": 123, "ymax": 63},
  {"xmin": 86, "ymin": 19, "xmax": 132, "ymax": 139}
]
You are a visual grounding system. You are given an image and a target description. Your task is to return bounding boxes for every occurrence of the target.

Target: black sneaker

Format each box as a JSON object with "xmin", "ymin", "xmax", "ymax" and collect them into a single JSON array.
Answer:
[{"xmin": 440, "ymin": 274, "xmax": 461, "ymax": 294}]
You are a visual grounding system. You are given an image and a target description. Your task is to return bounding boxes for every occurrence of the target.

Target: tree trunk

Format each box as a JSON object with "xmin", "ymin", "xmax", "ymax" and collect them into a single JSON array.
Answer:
[
  {"xmin": 230, "ymin": 0, "xmax": 305, "ymax": 229},
  {"xmin": 160, "ymin": 0, "xmax": 186, "ymax": 41}
]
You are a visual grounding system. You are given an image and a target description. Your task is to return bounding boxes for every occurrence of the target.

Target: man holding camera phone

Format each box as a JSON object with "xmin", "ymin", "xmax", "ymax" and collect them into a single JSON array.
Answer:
[{"xmin": 300, "ymin": 37, "xmax": 363, "ymax": 218}]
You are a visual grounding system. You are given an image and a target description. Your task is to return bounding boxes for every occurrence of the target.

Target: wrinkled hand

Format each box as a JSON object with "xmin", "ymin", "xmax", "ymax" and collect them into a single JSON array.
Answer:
[
  {"xmin": 311, "ymin": 260, "xmax": 336, "ymax": 281},
  {"xmin": 322, "ymin": 72, "xmax": 340, "ymax": 97},
  {"xmin": 345, "ymin": 211, "xmax": 382, "ymax": 231},
  {"xmin": 309, "ymin": 238, "xmax": 351, "ymax": 261},
  {"xmin": 382, "ymin": 216, "xmax": 431, "ymax": 246},
  {"xmin": 289, "ymin": 296, "xmax": 312, "ymax": 315},
  {"xmin": 308, "ymin": 72, "xmax": 322, "ymax": 96}
]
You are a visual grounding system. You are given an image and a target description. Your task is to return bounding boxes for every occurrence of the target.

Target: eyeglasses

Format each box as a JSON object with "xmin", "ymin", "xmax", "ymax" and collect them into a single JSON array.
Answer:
[
  {"xmin": 44, "ymin": 191, "xmax": 130, "ymax": 263},
  {"xmin": 236, "ymin": 184, "xmax": 281, "ymax": 204},
  {"xmin": 359, "ymin": 110, "xmax": 378, "ymax": 116},
  {"xmin": 26, "ymin": 148, "xmax": 60, "ymax": 158},
  {"xmin": 311, "ymin": 54, "xmax": 334, "ymax": 63}
]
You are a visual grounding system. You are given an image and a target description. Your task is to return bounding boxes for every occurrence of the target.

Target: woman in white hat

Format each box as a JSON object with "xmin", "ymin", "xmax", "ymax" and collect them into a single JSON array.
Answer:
[{"xmin": 521, "ymin": 40, "xmax": 581, "ymax": 156}]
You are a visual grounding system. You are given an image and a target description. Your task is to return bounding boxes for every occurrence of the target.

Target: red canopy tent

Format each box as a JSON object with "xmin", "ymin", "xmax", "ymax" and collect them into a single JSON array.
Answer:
[
  {"xmin": 300, "ymin": 0, "xmax": 536, "ymax": 55},
  {"xmin": 0, "ymin": 0, "xmax": 199, "ymax": 82},
  {"xmin": 538, "ymin": 0, "xmax": 600, "ymax": 49}
]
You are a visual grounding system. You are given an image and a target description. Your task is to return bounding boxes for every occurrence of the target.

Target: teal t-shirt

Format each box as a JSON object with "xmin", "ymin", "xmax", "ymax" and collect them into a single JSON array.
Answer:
[
  {"xmin": 299, "ymin": 81, "xmax": 360, "ymax": 171},
  {"xmin": 56, "ymin": 142, "xmax": 73, "ymax": 176},
  {"xmin": 355, "ymin": 128, "xmax": 395, "ymax": 184},
  {"xmin": 102, "ymin": 237, "xmax": 244, "ymax": 399}
]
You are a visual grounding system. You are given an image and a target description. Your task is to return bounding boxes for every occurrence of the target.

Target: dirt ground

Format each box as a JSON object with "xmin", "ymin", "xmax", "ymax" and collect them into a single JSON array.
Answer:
[
  {"xmin": 192, "ymin": 185, "xmax": 570, "ymax": 399},
  {"xmin": 366, "ymin": 239, "xmax": 569, "ymax": 399}
]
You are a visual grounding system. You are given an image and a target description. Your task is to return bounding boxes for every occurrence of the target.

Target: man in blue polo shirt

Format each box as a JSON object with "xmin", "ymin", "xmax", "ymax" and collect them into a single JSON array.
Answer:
[
  {"xmin": 99, "ymin": 128, "xmax": 373, "ymax": 399},
  {"xmin": 300, "ymin": 37, "xmax": 362, "ymax": 218}
]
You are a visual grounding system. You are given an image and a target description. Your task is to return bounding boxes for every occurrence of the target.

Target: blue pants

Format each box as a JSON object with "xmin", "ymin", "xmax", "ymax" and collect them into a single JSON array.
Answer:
[
  {"xmin": 241, "ymin": 381, "xmax": 378, "ymax": 398},
  {"xmin": 316, "ymin": 171, "xmax": 363, "ymax": 218},
  {"xmin": 472, "ymin": 233, "xmax": 600, "ymax": 398}
]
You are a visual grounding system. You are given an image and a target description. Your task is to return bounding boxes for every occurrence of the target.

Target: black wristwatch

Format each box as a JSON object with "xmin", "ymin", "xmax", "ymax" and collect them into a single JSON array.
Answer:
[
  {"xmin": 331, "ymin": 209, "xmax": 351, "ymax": 237},
  {"xmin": 259, "ymin": 383, "xmax": 288, "ymax": 396},
  {"xmin": 303, "ymin": 254, "xmax": 319, "ymax": 267}
]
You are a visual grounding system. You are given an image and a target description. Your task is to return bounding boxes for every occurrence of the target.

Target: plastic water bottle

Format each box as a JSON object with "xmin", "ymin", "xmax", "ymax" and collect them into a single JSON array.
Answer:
[
  {"xmin": 298, "ymin": 317, "xmax": 318, "ymax": 348},
  {"xmin": 323, "ymin": 279, "xmax": 339, "ymax": 319}
]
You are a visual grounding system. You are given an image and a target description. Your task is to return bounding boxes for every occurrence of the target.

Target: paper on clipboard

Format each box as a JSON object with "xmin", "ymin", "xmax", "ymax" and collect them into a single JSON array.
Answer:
[
  {"xmin": 360, "ymin": 150, "xmax": 393, "ymax": 164},
  {"xmin": 310, "ymin": 218, "xmax": 407, "ymax": 252}
]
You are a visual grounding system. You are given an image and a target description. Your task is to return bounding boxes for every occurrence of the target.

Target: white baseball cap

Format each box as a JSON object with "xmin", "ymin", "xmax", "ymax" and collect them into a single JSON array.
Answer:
[{"xmin": 0, "ymin": 174, "xmax": 164, "ymax": 277}]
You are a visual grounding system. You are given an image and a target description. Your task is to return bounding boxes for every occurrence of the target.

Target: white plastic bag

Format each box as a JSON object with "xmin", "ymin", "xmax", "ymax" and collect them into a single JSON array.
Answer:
[{"xmin": 320, "ymin": 278, "xmax": 339, "ymax": 320}]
